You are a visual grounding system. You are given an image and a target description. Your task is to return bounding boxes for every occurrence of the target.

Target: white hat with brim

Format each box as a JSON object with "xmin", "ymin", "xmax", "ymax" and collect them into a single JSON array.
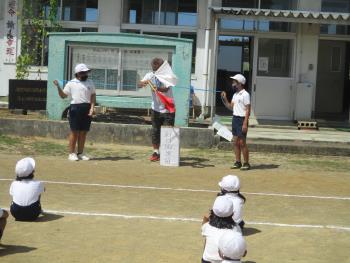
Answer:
[
  {"xmin": 74, "ymin": 63, "xmax": 90, "ymax": 74},
  {"xmin": 230, "ymin": 74, "xmax": 246, "ymax": 85},
  {"xmin": 15, "ymin": 157, "xmax": 35, "ymax": 178},
  {"xmin": 212, "ymin": 196, "xmax": 233, "ymax": 218},
  {"xmin": 219, "ymin": 231, "xmax": 246, "ymax": 260},
  {"xmin": 219, "ymin": 175, "xmax": 240, "ymax": 192}
]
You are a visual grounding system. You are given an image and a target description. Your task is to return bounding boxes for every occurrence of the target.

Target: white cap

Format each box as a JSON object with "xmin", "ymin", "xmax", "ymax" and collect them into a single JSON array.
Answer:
[
  {"xmin": 219, "ymin": 175, "xmax": 240, "ymax": 192},
  {"xmin": 213, "ymin": 196, "xmax": 233, "ymax": 218},
  {"xmin": 230, "ymin": 74, "xmax": 246, "ymax": 85},
  {"xmin": 15, "ymin": 157, "xmax": 35, "ymax": 178},
  {"xmin": 74, "ymin": 63, "xmax": 90, "ymax": 74},
  {"xmin": 219, "ymin": 231, "xmax": 246, "ymax": 260}
]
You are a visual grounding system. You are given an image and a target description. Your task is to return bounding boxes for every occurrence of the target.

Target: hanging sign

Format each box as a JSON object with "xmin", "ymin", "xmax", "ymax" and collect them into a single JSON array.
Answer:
[{"xmin": 4, "ymin": 0, "xmax": 17, "ymax": 64}]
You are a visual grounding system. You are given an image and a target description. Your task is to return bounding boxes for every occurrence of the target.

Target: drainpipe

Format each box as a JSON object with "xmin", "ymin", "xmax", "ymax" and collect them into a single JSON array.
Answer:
[{"xmin": 200, "ymin": 0, "xmax": 213, "ymax": 119}]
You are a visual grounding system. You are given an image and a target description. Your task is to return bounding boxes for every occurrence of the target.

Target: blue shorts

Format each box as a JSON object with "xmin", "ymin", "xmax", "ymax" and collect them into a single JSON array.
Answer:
[
  {"xmin": 10, "ymin": 201, "xmax": 41, "ymax": 221},
  {"xmin": 232, "ymin": 115, "xmax": 247, "ymax": 138},
  {"xmin": 68, "ymin": 103, "xmax": 92, "ymax": 131}
]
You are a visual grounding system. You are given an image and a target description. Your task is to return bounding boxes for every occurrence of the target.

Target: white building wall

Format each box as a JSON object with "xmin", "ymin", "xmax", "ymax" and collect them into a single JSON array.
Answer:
[{"xmin": 98, "ymin": 0, "xmax": 122, "ymax": 33}]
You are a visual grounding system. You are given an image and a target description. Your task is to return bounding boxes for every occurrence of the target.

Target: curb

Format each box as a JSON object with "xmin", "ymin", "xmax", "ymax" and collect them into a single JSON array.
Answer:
[{"xmin": 0, "ymin": 118, "xmax": 349, "ymax": 156}]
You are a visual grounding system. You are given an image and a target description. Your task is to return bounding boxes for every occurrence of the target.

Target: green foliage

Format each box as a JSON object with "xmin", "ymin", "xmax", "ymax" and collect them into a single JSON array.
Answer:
[{"xmin": 16, "ymin": 0, "xmax": 61, "ymax": 79}]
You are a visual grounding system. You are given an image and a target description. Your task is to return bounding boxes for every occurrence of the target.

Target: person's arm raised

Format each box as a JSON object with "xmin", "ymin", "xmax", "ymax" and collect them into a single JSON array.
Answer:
[{"xmin": 53, "ymin": 80, "xmax": 68, "ymax": 99}]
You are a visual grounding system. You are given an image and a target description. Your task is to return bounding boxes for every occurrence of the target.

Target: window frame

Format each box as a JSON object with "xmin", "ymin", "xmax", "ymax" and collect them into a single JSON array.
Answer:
[
  {"xmin": 67, "ymin": 44, "xmax": 174, "ymax": 97},
  {"xmin": 122, "ymin": 0, "xmax": 198, "ymax": 27}
]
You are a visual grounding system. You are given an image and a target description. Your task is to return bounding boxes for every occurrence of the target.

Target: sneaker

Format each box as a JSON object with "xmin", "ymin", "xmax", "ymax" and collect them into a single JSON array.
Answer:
[
  {"xmin": 240, "ymin": 163, "xmax": 251, "ymax": 171},
  {"xmin": 149, "ymin": 152, "xmax": 160, "ymax": 162},
  {"xmin": 231, "ymin": 161, "xmax": 242, "ymax": 169},
  {"xmin": 68, "ymin": 153, "xmax": 79, "ymax": 161},
  {"xmin": 78, "ymin": 153, "xmax": 90, "ymax": 161}
]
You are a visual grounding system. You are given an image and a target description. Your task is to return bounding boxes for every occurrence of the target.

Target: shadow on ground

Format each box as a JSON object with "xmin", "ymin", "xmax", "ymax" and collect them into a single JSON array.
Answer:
[
  {"xmin": 251, "ymin": 164, "xmax": 280, "ymax": 170},
  {"xmin": 35, "ymin": 212, "xmax": 64, "ymax": 222},
  {"xmin": 180, "ymin": 157, "xmax": 215, "ymax": 168},
  {"xmin": 91, "ymin": 156, "xmax": 134, "ymax": 161},
  {"xmin": 0, "ymin": 244, "xmax": 37, "ymax": 256},
  {"xmin": 243, "ymin": 227, "xmax": 261, "ymax": 236}
]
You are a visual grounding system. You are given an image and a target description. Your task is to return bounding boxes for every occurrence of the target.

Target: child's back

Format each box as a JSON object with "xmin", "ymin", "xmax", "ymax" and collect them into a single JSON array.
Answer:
[{"xmin": 9, "ymin": 157, "xmax": 44, "ymax": 221}]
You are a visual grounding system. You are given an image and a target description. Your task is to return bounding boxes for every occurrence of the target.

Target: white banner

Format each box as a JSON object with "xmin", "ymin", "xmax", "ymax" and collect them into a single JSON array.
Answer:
[
  {"xmin": 160, "ymin": 127, "xmax": 180, "ymax": 167},
  {"xmin": 4, "ymin": 0, "xmax": 17, "ymax": 64}
]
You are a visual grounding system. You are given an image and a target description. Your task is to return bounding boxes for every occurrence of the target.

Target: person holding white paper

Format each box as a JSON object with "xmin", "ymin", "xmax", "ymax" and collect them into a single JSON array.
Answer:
[
  {"xmin": 138, "ymin": 58, "xmax": 177, "ymax": 162},
  {"xmin": 221, "ymin": 74, "xmax": 251, "ymax": 170}
]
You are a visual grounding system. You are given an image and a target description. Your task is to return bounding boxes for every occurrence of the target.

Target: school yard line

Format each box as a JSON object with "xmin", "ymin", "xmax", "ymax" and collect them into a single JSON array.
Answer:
[
  {"xmin": 1, "ymin": 178, "xmax": 350, "ymax": 201},
  {"xmin": 1, "ymin": 204, "xmax": 349, "ymax": 231},
  {"xmin": 36, "ymin": 209, "xmax": 350, "ymax": 232}
]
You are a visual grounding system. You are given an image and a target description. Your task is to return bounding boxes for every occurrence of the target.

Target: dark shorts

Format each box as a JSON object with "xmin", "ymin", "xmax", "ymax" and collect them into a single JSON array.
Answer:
[
  {"xmin": 201, "ymin": 259, "xmax": 211, "ymax": 263},
  {"xmin": 232, "ymin": 115, "xmax": 247, "ymax": 138},
  {"xmin": 68, "ymin": 103, "xmax": 92, "ymax": 131},
  {"xmin": 151, "ymin": 110, "xmax": 175, "ymax": 145},
  {"xmin": 10, "ymin": 201, "xmax": 42, "ymax": 221}
]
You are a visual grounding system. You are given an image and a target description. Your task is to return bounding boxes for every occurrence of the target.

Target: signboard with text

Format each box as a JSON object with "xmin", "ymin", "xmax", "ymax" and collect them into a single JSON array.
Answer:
[{"xmin": 9, "ymin": 80, "xmax": 47, "ymax": 110}]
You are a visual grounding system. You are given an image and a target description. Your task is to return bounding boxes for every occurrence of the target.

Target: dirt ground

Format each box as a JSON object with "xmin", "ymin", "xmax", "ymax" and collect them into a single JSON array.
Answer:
[{"xmin": 0, "ymin": 135, "xmax": 349, "ymax": 263}]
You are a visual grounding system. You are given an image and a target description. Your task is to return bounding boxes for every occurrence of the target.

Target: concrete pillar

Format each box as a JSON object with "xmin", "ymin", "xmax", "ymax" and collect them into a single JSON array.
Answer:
[
  {"xmin": 295, "ymin": 23, "xmax": 320, "ymax": 117},
  {"xmin": 98, "ymin": 0, "xmax": 122, "ymax": 32}
]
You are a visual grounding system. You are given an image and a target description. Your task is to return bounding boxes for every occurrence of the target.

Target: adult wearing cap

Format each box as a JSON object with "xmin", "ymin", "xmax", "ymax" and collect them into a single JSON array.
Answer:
[
  {"xmin": 201, "ymin": 196, "xmax": 241, "ymax": 263},
  {"xmin": 9, "ymin": 157, "xmax": 45, "ymax": 221},
  {"xmin": 221, "ymin": 74, "xmax": 251, "ymax": 170},
  {"xmin": 138, "ymin": 58, "xmax": 175, "ymax": 162},
  {"xmin": 53, "ymin": 63, "xmax": 96, "ymax": 161},
  {"xmin": 218, "ymin": 231, "xmax": 247, "ymax": 263}
]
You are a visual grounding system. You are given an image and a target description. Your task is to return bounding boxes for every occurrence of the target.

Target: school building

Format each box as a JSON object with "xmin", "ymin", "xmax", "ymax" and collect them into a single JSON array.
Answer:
[{"xmin": 0, "ymin": 0, "xmax": 349, "ymax": 123}]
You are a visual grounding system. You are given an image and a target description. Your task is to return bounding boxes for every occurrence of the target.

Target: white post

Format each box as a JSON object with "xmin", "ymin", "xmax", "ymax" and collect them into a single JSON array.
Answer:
[{"xmin": 200, "ymin": 0, "xmax": 213, "ymax": 119}]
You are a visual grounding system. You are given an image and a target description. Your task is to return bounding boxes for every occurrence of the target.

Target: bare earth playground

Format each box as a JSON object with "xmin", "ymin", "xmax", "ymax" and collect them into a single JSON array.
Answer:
[{"xmin": 0, "ymin": 136, "xmax": 349, "ymax": 263}]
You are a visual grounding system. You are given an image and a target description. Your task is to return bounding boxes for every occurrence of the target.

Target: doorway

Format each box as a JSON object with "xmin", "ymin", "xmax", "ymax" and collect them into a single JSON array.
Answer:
[
  {"xmin": 315, "ymin": 40, "xmax": 350, "ymax": 121},
  {"xmin": 215, "ymin": 35, "xmax": 252, "ymax": 116}
]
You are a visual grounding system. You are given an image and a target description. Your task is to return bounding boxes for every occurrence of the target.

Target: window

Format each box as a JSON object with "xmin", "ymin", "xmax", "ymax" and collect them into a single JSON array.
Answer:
[
  {"xmin": 69, "ymin": 45, "xmax": 173, "ymax": 96},
  {"xmin": 258, "ymin": 21, "xmax": 295, "ymax": 32},
  {"xmin": 220, "ymin": 19, "xmax": 256, "ymax": 31},
  {"xmin": 257, "ymin": 38, "xmax": 293, "ymax": 77},
  {"xmin": 260, "ymin": 0, "xmax": 297, "ymax": 10},
  {"xmin": 121, "ymin": 49, "xmax": 172, "ymax": 92},
  {"xmin": 123, "ymin": 0, "xmax": 197, "ymax": 26},
  {"xmin": 331, "ymin": 47, "xmax": 341, "ymax": 72},
  {"xmin": 320, "ymin": 24, "xmax": 350, "ymax": 36},
  {"xmin": 62, "ymin": 0, "xmax": 98, "ymax": 22},
  {"xmin": 321, "ymin": 0, "xmax": 350, "ymax": 36},
  {"xmin": 222, "ymin": 0, "xmax": 258, "ymax": 8},
  {"xmin": 322, "ymin": 0, "xmax": 350, "ymax": 13},
  {"xmin": 222, "ymin": 0, "xmax": 297, "ymax": 9},
  {"xmin": 220, "ymin": 19, "xmax": 294, "ymax": 32}
]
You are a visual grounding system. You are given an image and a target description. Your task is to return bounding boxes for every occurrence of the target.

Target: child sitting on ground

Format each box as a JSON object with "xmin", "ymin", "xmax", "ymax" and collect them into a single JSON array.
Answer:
[
  {"xmin": 218, "ymin": 231, "xmax": 247, "ymax": 263},
  {"xmin": 218, "ymin": 175, "xmax": 246, "ymax": 230},
  {"xmin": 201, "ymin": 196, "xmax": 241, "ymax": 263},
  {"xmin": 9, "ymin": 157, "xmax": 45, "ymax": 221},
  {"xmin": 0, "ymin": 208, "xmax": 9, "ymax": 243}
]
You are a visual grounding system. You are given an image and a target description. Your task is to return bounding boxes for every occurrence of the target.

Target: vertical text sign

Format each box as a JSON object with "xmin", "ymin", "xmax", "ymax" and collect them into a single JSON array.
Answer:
[
  {"xmin": 4, "ymin": 0, "xmax": 17, "ymax": 64},
  {"xmin": 160, "ymin": 127, "xmax": 180, "ymax": 167}
]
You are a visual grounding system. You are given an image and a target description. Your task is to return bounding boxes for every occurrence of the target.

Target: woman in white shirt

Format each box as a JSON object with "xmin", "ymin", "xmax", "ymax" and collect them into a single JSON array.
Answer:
[{"xmin": 10, "ymin": 157, "xmax": 45, "ymax": 221}]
